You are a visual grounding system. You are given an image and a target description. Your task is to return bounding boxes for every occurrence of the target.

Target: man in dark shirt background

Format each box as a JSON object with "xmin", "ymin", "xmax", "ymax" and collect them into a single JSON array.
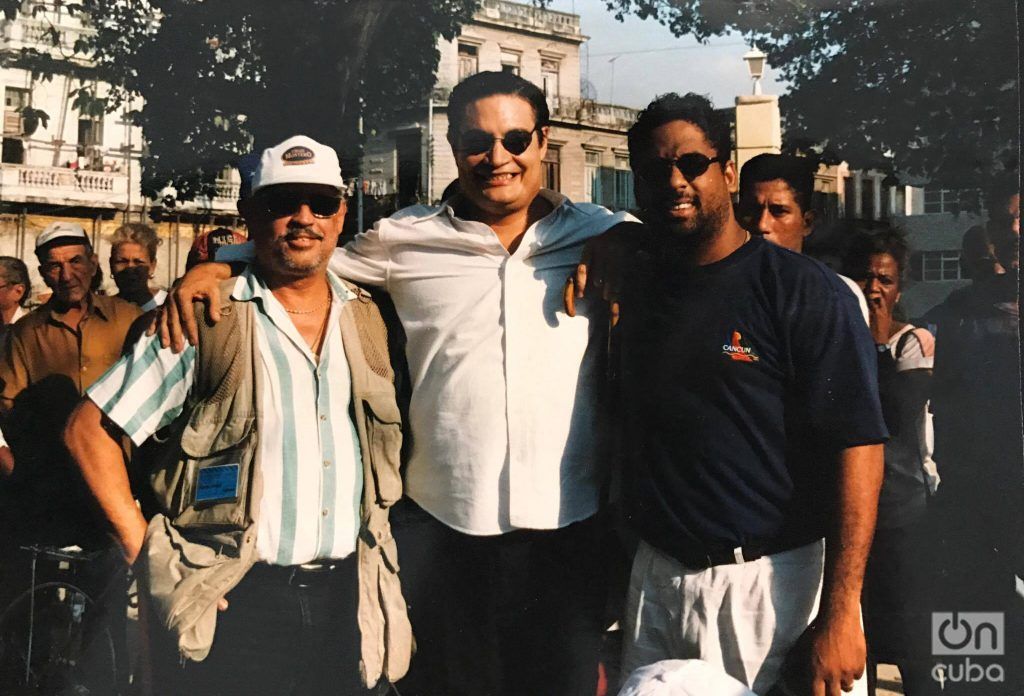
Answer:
[
  {"xmin": 926, "ymin": 180, "xmax": 1022, "ymax": 695},
  {"xmin": 611, "ymin": 94, "xmax": 887, "ymax": 696}
]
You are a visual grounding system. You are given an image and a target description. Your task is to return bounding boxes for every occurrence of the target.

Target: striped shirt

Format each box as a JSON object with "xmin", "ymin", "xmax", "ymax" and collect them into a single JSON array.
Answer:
[
  {"xmin": 139, "ymin": 289, "xmax": 168, "ymax": 313},
  {"xmin": 88, "ymin": 268, "xmax": 362, "ymax": 565}
]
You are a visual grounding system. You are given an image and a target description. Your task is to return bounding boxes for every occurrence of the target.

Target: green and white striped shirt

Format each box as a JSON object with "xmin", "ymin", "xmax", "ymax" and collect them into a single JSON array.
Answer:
[{"xmin": 88, "ymin": 267, "xmax": 363, "ymax": 565}]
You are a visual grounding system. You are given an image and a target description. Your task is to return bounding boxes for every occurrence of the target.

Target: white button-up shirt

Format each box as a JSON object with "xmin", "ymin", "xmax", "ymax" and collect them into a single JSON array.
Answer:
[
  {"xmin": 341, "ymin": 191, "xmax": 635, "ymax": 534},
  {"xmin": 222, "ymin": 190, "xmax": 634, "ymax": 534}
]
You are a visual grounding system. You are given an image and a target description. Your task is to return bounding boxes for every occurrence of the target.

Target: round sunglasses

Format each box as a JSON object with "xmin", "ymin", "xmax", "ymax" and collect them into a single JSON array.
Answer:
[
  {"xmin": 456, "ymin": 127, "xmax": 539, "ymax": 156},
  {"xmin": 637, "ymin": 152, "xmax": 725, "ymax": 182}
]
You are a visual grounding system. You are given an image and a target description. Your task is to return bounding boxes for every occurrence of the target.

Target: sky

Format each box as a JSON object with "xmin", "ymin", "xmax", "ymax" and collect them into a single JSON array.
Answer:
[{"xmin": 544, "ymin": 0, "xmax": 788, "ymax": 109}]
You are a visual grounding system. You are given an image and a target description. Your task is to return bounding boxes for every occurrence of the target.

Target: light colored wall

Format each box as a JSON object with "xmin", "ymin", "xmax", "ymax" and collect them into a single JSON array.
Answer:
[{"xmin": 734, "ymin": 94, "xmax": 781, "ymax": 173}]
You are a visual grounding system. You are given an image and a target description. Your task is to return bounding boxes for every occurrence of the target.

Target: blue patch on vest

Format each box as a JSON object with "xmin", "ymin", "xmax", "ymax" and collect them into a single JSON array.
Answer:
[{"xmin": 195, "ymin": 463, "xmax": 239, "ymax": 504}]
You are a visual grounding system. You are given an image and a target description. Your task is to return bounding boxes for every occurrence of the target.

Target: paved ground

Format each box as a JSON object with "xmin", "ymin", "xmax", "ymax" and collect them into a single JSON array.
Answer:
[{"xmin": 877, "ymin": 663, "xmax": 905, "ymax": 695}]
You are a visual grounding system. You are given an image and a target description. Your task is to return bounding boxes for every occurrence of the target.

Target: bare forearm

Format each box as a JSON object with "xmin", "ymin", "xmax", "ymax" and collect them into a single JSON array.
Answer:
[
  {"xmin": 821, "ymin": 443, "xmax": 883, "ymax": 621},
  {"xmin": 64, "ymin": 399, "xmax": 148, "ymax": 564}
]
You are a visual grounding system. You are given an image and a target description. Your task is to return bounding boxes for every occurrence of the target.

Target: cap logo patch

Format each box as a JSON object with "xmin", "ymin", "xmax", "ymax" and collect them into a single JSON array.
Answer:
[{"xmin": 281, "ymin": 145, "xmax": 315, "ymax": 166}]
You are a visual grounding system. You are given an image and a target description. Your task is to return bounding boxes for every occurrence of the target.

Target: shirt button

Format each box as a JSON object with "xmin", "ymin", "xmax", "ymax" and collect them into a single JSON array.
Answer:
[
  {"xmin": 323, "ymin": 460, "xmax": 331, "ymax": 468},
  {"xmin": 320, "ymin": 415, "xmax": 327, "ymax": 422},
  {"xmin": 321, "ymin": 508, "xmax": 329, "ymax": 517}
]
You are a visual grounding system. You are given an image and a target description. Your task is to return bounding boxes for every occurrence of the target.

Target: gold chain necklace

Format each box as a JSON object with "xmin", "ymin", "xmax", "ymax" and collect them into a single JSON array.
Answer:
[{"xmin": 281, "ymin": 290, "xmax": 332, "ymax": 315}]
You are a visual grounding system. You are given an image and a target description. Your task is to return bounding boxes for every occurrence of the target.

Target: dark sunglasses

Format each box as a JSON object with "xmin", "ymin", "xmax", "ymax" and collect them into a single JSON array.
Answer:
[
  {"xmin": 457, "ymin": 128, "xmax": 538, "ymax": 156},
  {"xmin": 259, "ymin": 190, "xmax": 343, "ymax": 219},
  {"xmin": 637, "ymin": 152, "xmax": 725, "ymax": 182}
]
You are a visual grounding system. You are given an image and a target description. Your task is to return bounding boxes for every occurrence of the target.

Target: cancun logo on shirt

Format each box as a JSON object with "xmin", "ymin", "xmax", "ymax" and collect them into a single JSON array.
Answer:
[{"xmin": 722, "ymin": 330, "xmax": 759, "ymax": 363}]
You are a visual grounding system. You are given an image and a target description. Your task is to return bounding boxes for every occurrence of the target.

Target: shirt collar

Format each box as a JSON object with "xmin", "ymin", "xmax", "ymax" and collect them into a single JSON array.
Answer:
[
  {"xmin": 230, "ymin": 265, "xmax": 357, "ymax": 306},
  {"xmin": 413, "ymin": 188, "xmax": 571, "ymax": 226},
  {"xmin": 47, "ymin": 291, "xmax": 109, "ymax": 324}
]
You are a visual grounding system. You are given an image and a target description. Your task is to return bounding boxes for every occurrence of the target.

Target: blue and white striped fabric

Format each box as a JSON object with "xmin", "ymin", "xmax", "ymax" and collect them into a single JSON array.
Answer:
[{"xmin": 88, "ymin": 267, "xmax": 363, "ymax": 566}]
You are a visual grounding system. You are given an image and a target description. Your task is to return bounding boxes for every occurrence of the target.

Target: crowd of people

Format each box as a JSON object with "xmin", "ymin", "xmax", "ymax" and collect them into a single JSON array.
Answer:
[{"xmin": 0, "ymin": 70, "xmax": 1019, "ymax": 696}]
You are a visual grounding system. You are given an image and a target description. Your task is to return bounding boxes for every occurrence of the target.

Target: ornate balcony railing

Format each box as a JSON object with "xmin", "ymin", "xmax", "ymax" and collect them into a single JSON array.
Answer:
[{"xmin": 0, "ymin": 162, "xmax": 128, "ymax": 207}]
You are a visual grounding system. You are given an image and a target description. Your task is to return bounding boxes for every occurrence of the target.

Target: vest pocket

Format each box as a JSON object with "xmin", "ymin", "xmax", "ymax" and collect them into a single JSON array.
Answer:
[
  {"xmin": 363, "ymin": 393, "xmax": 403, "ymax": 507},
  {"xmin": 153, "ymin": 415, "xmax": 257, "ymax": 532}
]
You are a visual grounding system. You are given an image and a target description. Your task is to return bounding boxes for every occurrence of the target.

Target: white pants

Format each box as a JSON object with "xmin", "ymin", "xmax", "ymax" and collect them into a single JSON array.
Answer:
[{"xmin": 621, "ymin": 539, "xmax": 867, "ymax": 696}]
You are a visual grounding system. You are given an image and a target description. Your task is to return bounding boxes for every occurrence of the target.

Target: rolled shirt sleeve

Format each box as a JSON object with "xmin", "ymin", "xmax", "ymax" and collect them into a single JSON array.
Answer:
[{"xmin": 86, "ymin": 333, "xmax": 196, "ymax": 447}]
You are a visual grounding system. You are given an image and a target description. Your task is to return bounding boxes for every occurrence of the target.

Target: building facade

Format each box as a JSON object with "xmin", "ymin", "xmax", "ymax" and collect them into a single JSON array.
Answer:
[
  {"xmin": 0, "ymin": 2, "xmax": 241, "ymax": 300},
  {"xmin": 361, "ymin": 0, "xmax": 639, "ymax": 214}
]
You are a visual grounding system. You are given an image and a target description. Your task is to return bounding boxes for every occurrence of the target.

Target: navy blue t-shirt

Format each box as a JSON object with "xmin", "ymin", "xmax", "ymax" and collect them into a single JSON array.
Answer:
[{"xmin": 619, "ymin": 236, "xmax": 888, "ymax": 561}]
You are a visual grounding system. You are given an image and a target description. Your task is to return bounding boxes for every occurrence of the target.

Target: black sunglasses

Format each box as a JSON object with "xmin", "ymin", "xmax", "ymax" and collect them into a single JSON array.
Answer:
[
  {"xmin": 259, "ymin": 190, "xmax": 343, "ymax": 219},
  {"xmin": 457, "ymin": 128, "xmax": 538, "ymax": 156},
  {"xmin": 637, "ymin": 152, "xmax": 725, "ymax": 182}
]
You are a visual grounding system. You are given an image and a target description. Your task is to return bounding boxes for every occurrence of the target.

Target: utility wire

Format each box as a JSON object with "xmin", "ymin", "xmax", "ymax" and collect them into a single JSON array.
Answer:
[{"xmin": 588, "ymin": 42, "xmax": 746, "ymax": 58}]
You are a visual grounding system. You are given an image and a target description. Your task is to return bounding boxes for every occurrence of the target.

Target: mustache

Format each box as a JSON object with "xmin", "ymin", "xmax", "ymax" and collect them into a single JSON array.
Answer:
[{"xmin": 281, "ymin": 226, "xmax": 324, "ymax": 242}]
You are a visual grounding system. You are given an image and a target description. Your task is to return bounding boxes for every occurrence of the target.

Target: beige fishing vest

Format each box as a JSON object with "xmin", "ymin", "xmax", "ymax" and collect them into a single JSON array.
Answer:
[{"xmin": 134, "ymin": 278, "xmax": 412, "ymax": 687}]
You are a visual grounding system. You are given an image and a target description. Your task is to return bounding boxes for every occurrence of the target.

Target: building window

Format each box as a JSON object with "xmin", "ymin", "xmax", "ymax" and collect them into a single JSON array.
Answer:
[
  {"xmin": 921, "ymin": 250, "xmax": 962, "ymax": 281},
  {"xmin": 500, "ymin": 49, "xmax": 521, "ymax": 75},
  {"xmin": 923, "ymin": 187, "xmax": 980, "ymax": 214},
  {"xmin": 584, "ymin": 150, "xmax": 601, "ymax": 203},
  {"xmin": 613, "ymin": 155, "xmax": 635, "ymax": 211},
  {"xmin": 542, "ymin": 144, "xmax": 560, "ymax": 192},
  {"xmin": 861, "ymin": 177, "xmax": 876, "ymax": 220},
  {"xmin": 3, "ymin": 87, "xmax": 29, "ymax": 135},
  {"xmin": 78, "ymin": 117, "xmax": 103, "ymax": 148},
  {"xmin": 541, "ymin": 58, "xmax": 560, "ymax": 110},
  {"xmin": 458, "ymin": 43, "xmax": 479, "ymax": 81},
  {"xmin": 77, "ymin": 116, "xmax": 104, "ymax": 168},
  {"xmin": 3, "ymin": 87, "xmax": 30, "ymax": 164},
  {"xmin": 924, "ymin": 188, "xmax": 953, "ymax": 214},
  {"xmin": 396, "ymin": 131, "xmax": 422, "ymax": 208}
]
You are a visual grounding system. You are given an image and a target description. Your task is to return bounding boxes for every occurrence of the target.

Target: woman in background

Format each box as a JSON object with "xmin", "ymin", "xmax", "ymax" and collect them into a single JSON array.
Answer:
[
  {"xmin": 109, "ymin": 223, "xmax": 166, "ymax": 311},
  {"xmin": 843, "ymin": 226, "xmax": 939, "ymax": 696}
]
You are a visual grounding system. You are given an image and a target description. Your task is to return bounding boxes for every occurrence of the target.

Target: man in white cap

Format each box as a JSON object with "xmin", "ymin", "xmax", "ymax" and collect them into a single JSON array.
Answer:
[
  {"xmin": 0, "ymin": 221, "xmax": 141, "ymax": 545},
  {"xmin": 0, "ymin": 221, "xmax": 141, "ymax": 684},
  {"xmin": 64, "ymin": 135, "xmax": 411, "ymax": 695}
]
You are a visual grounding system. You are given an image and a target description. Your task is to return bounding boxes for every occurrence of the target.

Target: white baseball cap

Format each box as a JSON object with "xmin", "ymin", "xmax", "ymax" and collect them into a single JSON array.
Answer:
[
  {"xmin": 617, "ymin": 660, "xmax": 757, "ymax": 696},
  {"xmin": 250, "ymin": 135, "xmax": 344, "ymax": 195},
  {"xmin": 35, "ymin": 221, "xmax": 90, "ymax": 251}
]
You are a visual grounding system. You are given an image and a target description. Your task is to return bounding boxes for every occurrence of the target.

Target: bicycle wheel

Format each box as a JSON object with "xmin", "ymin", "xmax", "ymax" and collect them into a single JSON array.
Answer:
[{"xmin": 0, "ymin": 581, "xmax": 118, "ymax": 695}]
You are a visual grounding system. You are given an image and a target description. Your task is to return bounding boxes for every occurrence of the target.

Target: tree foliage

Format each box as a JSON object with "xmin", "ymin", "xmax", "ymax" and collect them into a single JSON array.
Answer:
[
  {"xmin": 597, "ymin": 0, "xmax": 1019, "ymax": 191},
  {"xmin": 2, "ymin": 0, "xmax": 478, "ymax": 204}
]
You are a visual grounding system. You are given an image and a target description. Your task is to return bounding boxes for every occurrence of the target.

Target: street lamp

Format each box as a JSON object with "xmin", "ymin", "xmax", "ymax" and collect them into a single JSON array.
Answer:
[{"xmin": 743, "ymin": 46, "xmax": 767, "ymax": 95}]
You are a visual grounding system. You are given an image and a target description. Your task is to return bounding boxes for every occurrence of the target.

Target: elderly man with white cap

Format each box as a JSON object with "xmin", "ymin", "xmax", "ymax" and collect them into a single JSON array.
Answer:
[
  {"xmin": 64, "ymin": 135, "xmax": 411, "ymax": 695},
  {"xmin": 0, "ymin": 221, "xmax": 141, "ymax": 540},
  {"xmin": 0, "ymin": 221, "xmax": 141, "ymax": 686}
]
